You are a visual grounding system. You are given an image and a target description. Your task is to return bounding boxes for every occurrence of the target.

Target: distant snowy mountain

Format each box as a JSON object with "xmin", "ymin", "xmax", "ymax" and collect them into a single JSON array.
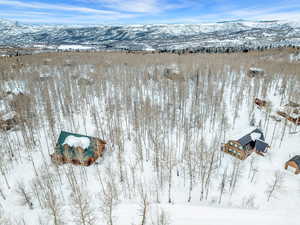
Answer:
[{"xmin": 0, "ymin": 19, "xmax": 300, "ymax": 50}]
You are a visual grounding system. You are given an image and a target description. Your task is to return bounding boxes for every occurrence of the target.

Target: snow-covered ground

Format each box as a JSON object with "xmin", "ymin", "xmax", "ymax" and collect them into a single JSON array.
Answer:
[
  {"xmin": 290, "ymin": 52, "xmax": 300, "ymax": 62},
  {"xmin": 0, "ymin": 52, "xmax": 300, "ymax": 225},
  {"xmin": 116, "ymin": 203, "xmax": 297, "ymax": 225}
]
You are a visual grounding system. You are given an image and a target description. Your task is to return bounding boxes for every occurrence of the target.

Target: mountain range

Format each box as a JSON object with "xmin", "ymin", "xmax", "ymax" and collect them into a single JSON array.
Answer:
[{"xmin": 0, "ymin": 19, "xmax": 300, "ymax": 50}]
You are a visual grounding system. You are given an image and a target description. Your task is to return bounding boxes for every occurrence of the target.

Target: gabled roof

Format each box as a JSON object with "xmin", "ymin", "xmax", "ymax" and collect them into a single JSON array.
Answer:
[
  {"xmin": 238, "ymin": 134, "xmax": 253, "ymax": 146},
  {"xmin": 255, "ymin": 139, "xmax": 269, "ymax": 153},
  {"xmin": 289, "ymin": 155, "xmax": 300, "ymax": 167},
  {"xmin": 238, "ymin": 128, "xmax": 265, "ymax": 146},
  {"xmin": 237, "ymin": 128, "xmax": 269, "ymax": 153}
]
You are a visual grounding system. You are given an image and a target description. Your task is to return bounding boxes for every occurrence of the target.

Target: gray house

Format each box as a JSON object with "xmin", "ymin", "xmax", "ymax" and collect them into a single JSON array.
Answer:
[
  {"xmin": 221, "ymin": 128, "xmax": 270, "ymax": 160},
  {"xmin": 238, "ymin": 128, "xmax": 269, "ymax": 156}
]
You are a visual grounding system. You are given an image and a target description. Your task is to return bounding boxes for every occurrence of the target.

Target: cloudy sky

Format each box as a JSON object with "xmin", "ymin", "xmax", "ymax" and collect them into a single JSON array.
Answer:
[{"xmin": 0, "ymin": 0, "xmax": 300, "ymax": 24}]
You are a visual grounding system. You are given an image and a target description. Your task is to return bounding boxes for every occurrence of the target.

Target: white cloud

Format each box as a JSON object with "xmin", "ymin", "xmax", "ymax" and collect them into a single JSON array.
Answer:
[
  {"xmin": 166, "ymin": 3, "xmax": 300, "ymax": 24},
  {"xmin": 100, "ymin": 0, "xmax": 159, "ymax": 13},
  {"xmin": 86, "ymin": 0, "xmax": 197, "ymax": 13},
  {"xmin": 0, "ymin": 0, "xmax": 139, "ymax": 24},
  {"xmin": 1, "ymin": 0, "xmax": 300, "ymax": 24},
  {"xmin": 0, "ymin": 12, "xmax": 137, "ymax": 24},
  {"xmin": 0, "ymin": 0, "xmax": 128, "ymax": 15},
  {"xmin": 224, "ymin": 4, "xmax": 300, "ymax": 22},
  {"xmin": 243, "ymin": 11, "xmax": 300, "ymax": 22}
]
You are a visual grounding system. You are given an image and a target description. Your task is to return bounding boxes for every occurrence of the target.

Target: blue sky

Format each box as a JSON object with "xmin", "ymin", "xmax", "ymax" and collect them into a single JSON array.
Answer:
[{"xmin": 0, "ymin": 0, "xmax": 300, "ymax": 24}]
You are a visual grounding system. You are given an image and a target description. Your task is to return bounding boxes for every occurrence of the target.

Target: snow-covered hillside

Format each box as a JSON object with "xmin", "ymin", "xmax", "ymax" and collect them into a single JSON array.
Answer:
[
  {"xmin": 0, "ymin": 19, "xmax": 300, "ymax": 50},
  {"xmin": 0, "ymin": 50, "xmax": 300, "ymax": 225}
]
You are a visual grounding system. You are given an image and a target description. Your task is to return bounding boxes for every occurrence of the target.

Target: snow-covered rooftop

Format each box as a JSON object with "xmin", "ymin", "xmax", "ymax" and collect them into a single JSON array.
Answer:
[{"xmin": 63, "ymin": 135, "xmax": 90, "ymax": 149}]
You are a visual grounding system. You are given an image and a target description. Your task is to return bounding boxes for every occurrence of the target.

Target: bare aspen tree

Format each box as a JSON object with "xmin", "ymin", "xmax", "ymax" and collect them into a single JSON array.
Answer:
[
  {"xmin": 265, "ymin": 171, "xmax": 285, "ymax": 202},
  {"xmin": 0, "ymin": 161, "xmax": 10, "ymax": 189},
  {"xmin": 99, "ymin": 180, "xmax": 119, "ymax": 225},
  {"xmin": 70, "ymin": 185, "xmax": 96, "ymax": 225},
  {"xmin": 167, "ymin": 146, "xmax": 177, "ymax": 204},
  {"xmin": 279, "ymin": 119, "xmax": 288, "ymax": 147},
  {"xmin": 151, "ymin": 208, "xmax": 171, "ymax": 225},
  {"xmin": 248, "ymin": 157, "xmax": 258, "ymax": 183},
  {"xmin": 66, "ymin": 167, "xmax": 95, "ymax": 225},
  {"xmin": 229, "ymin": 160, "xmax": 243, "ymax": 195},
  {"xmin": 198, "ymin": 139, "xmax": 207, "ymax": 201},
  {"xmin": 137, "ymin": 186, "xmax": 150, "ymax": 225},
  {"xmin": 218, "ymin": 167, "xmax": 228, "ymax": 204},
  {"xmin": 44, "ymin": 183, "xmax": 65, "ymax": 225},
  {"xmin": 0, "ymin": 189, "xmax": 5, "ymax": 202},
  {"xmin": 205, "ymin": 147, "xmax": 217, "ymax": 200},
  {"xmin": 182, "ymin": 121, "xmax": 198, "ymax": 203},
  {"xmin": 15, "ymin": 181, "xmax": 33, "ymax": 209},
  {"xmin": 242, "ymin": 194, "xmax": 257, "ymax": 209},
  {"xmin": 250, "ymin": 168, "xmax": 259, "ymax": 184}
]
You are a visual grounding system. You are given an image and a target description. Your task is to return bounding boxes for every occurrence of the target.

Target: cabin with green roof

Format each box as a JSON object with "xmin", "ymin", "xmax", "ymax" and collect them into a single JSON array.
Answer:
[{"xmin": 51, "ymin": 131, "xmax": 106, "ymax": 166}]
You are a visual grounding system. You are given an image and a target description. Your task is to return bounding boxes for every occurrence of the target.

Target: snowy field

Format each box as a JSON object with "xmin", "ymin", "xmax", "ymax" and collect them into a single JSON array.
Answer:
[
  {"xmin": 116, "ymin": 203, "xmax": 297, "ymax": 225},
  {"xmin": 0, "ymin": 49, "xmax": 300, "ymax": 225}
]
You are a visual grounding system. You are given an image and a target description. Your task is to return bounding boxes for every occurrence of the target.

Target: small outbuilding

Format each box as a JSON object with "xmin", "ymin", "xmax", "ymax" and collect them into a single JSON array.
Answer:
[
  {"xmin": 163, "ymin": 65, "xmax": 184, "ymax": 81},
  {"xmin": 277, "ymin": 101, "xmax": 300, "ymax": 126},
  {"xmin": 285, "ymin": 155, "xmax": 300, "ymax": 175},
  {"xmin": 221, "ymin": 129, "xmax": 270, "ymax": 160},
  {"xmin": 276, "ymin": 111, "xmax": 300, "ymax": 125},
  {"xmin": 254, "ymin": 98, "xmax": 268, "ymax": 108},
  {"xmin": 254, "ymin": 98, "xmax": 300, "ymax": 124},
  {"xmin": 247, "ymin": 67, "xmax": 264, "ymax": 78},
  {"xmin": 51, "ymin": 131, "xmax": 106, "ymax": 166}
]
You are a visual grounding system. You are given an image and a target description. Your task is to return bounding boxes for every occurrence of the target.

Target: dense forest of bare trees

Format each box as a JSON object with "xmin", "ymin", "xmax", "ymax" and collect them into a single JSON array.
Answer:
[{"xmin": 0, "ymin": 48, "xmax": 299, "ymax": 225}]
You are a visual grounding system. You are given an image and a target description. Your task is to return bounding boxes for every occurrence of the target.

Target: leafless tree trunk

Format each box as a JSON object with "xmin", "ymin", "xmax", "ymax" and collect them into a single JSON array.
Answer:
[
  {"xmin": 15, "ymin": 181, "xmax": 33, "ymax": 209},
  {"xmin": 266, "ymin": 171, "xmax": 285, "ymax": 202},
  {"xmin": 137, "ymin": 186, "xmax": 149, "ymax": 225},
  {"xmin": 151, "ymin": 208, "xmax": 170, "ymax": 225},
  {"xmin": 218, "ymin": 167, "xmax": 228, "ymax": 204},
  {"xmin": 100, "ymin": 178, "xmax": 119, "ymax": 225}
]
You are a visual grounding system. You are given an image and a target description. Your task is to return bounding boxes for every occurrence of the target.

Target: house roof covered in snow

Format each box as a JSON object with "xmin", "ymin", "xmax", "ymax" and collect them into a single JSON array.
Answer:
[
  {"xmin": 288, "ymin": 155, "xmax": 300, "ymax": 167},
  {"xmin": 237, "ymin": 129, "xmax": 268, "ymax": 152},
  {"xmin": 238, "ymin": 128, "xmax": 265, "ymax": 145}
]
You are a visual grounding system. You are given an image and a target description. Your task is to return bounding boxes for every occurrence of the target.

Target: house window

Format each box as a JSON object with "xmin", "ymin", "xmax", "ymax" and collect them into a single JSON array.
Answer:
[
  {"xmin": 228, "ymin": 148, "xmax": 236, "ymax": 154},
  {"xmin": 228, "ymin": 148, "xmax": 242, "ymax": 157}
]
